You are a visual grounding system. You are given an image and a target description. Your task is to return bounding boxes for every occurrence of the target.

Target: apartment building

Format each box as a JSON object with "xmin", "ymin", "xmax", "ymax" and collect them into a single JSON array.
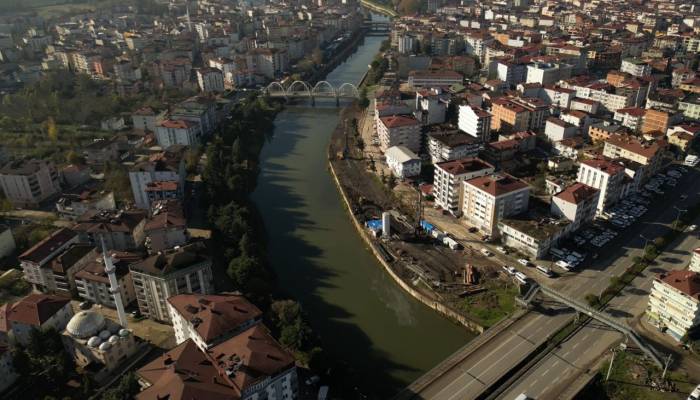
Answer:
[
  {"xmin": 74, "ymin": 250, "xmax": 140, "ymax": 308},
  {"xmin": 72, "ymin": 209, "xmax": 146, "ymax": 251},
  {"xmin": 407, "ymin": 69, "xmax": 463, "ymax": 89},
  {"xmin": 613, "ymin": 107, "xmax": 646, "ymax": 132},
  {"xmin": 155, "ymin": 119, "xmax": 202, "ymax": 147},
  {"xmin": 0, "ymin": 159, "xmax": 61, "ymax": 207},
  {"xmin": 498, "ymin": 218, "xmax": 569, "ymax": 258},
  {"xmin": 576, "ymin": 157, "xmax": 626, "ymax": 214},
  {"xmin": 129, "ymin": 243, "xmax": 214, "ymax": 323},
  {"xmin": 462, "ymin": 173, "xmax": 530, "ymax": 235},
  {"xmin": 145, "ymin": 200, "xmax": 189, "ymax": 253},
  {"xmin": 641, "ymin": 109, "xmax": 671, "ymax": 135},
  {"xmin": 526, "ymin": 62, "xmax": 572, "ymax": 85},
  {"xmin": 690, "ymin": 249, "xmax": 700, "ymax": 273},
  {"xmin": 458, "ymin": 105, "xmax": 492, "ymax": 141},
  {"xmin": 19, "ymin": 228, "xmax": 81, "ymax": 293},
  {"xmin": 136, "ymin": 325, "xmax": 298, "ymax": 400},
  {"xmin": 551, "ymin": 183, "xmax": 600, "ymax": 232},
  {"xmin": 544, "ymin": 117, "xmax": 578, "ymax": 142},
  {"xmin": 132, "ymin": 106, "xmax": 166, "ymax": 133},
  {"xmin": 129, "ymin": 145, "xmax": 187, "ymax": 209},
  {"xmin": 0, "ymin": 294, "xmax": 74, "ymax": 345},
  {"xmin": 620, "ymin": 58, "xmax": 651, "ymax": 77},
  {"xmin": 168, "ymin": 293, "xmax": 262, "ymax": 350},
  {"xmin": 385, "ymin": 146, "xmax": 421, "ymax": 179},
  {"xmin": 434, "ymin": 158, "xmax": 494, "ymax": 215},
  {"xmin": 647, "ymin": 270, "xmax": 700, "ymax": 341},
  {"xmin": 196, "ymin": 68, "xmax": 224, "ymax": 93},
  {"xmin": 427, "ymin": 131, "xmax": 482, "ymax": 163},
  {"xmin": 377, "ymin": 115, "xmax": 422, "ymax": 153},
  {"xmin": 490, "ymin": 98, "xmax": 529, "ymax": 132},
  {"xmin": 602, "ymin": 134, "xmax": 665, "ymax": 179}
]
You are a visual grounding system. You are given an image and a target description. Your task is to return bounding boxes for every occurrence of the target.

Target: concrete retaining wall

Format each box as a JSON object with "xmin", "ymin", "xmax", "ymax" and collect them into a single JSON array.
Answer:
[{"xmin": 327, "ymin": 158, "xmax": 484, "ymax": 334}]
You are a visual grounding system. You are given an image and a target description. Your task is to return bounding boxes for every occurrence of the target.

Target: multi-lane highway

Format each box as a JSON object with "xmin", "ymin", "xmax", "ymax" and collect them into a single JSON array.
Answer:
[{"xmin": 403, "ymin": 166, "xmax": 700, "ymax": 400}]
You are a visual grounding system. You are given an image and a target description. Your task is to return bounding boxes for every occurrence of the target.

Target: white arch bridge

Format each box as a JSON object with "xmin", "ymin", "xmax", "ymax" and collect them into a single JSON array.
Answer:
[{"xmin": 263, "ymin": 80, "xmax": 360, "ymax": 105}]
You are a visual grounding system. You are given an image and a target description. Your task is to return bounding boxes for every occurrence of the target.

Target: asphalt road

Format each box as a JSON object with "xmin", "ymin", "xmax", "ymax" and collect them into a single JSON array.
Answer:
[
  {"xmin": 498, "ymin": 215, "xmax": 700, "ymax": 399},
  {"xmin": 498, "ymin": 170, "xmax": 700, "ymax": 399},
  {"xmin": 411, "ymin": 166, "xmax": 700, "ymax": 400}
]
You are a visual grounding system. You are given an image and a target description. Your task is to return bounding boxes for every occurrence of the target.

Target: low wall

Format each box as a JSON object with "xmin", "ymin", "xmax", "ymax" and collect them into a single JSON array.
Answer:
[{"xmin": 327, "ymin": 158, "xmax": 484, "ymax": 334}]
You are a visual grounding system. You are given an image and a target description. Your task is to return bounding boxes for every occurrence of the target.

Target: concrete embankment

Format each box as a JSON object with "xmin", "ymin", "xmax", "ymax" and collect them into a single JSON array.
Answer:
[{"xmin": 326, "ymin": 115, "xmax": 485, "ymax": 334}]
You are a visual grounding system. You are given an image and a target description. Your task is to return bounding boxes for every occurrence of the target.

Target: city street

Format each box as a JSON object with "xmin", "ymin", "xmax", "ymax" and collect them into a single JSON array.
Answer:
[{"xmin": 408, "ymin": 166, "xmax": 700, "ymax": 399}]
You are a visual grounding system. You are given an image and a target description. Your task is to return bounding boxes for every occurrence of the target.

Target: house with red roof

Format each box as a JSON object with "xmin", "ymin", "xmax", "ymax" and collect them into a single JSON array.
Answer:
[
  {"xmin": 551, "ymin": 183, "xmax": 600, "ymax": 231},
  {"xmin": 0, "ymin": 293, "xmax": 73, "ymax": 345}
]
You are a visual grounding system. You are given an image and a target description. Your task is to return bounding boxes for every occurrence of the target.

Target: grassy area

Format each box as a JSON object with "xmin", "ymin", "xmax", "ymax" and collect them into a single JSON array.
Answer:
[
  {"xmin": 577, "ymin": 351, "xmax": 694, "ymax": 400},
  {"xmin": 460, "ymin": 279, "xmax": 518, "ymax": 328},
  {"xmin": 0, "ymin": 271, "xmax": 31, "ymax": 305}
]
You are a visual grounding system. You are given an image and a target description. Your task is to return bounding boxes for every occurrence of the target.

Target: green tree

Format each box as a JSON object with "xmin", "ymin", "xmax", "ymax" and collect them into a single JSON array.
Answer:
[
  {"xmin": 101, "ymin": 372, "xmax": 140, "ymax": 400},
  {"xmin": 358, "ymin": 86, "xmax": 370, "ymax": 108}
]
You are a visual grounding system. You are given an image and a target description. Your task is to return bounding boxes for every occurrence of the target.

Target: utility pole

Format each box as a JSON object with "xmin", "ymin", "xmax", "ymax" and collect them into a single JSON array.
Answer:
[
  {"xmin": 605, "ymin": 349, "xmax": 617, "ymax": 381},
  {"xmin": 662, "ymin": 353, "xmax": 673, "ymax": 379}
]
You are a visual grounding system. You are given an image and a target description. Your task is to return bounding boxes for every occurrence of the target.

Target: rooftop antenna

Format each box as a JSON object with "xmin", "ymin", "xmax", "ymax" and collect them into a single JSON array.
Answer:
[{"xmin": 101, "ymin": 237, "xmax": 128, "ymax": 328}]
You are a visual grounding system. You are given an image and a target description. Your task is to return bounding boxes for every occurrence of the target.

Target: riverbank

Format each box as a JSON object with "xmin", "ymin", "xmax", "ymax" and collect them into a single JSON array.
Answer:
[{"xmin": 326, "ymin": 105, "xmax": 486, "ymax": 334}]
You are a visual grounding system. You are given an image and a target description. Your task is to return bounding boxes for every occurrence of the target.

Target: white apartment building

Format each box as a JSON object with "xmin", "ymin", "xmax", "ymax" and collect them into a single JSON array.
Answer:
[
  {"xmin": 526, "ymin": 62, "xmax": 572, "ymax": 85},
  {"xmin": 613, "ymin": 107, "xmax": 646, "ymax": 132},
  {"xmin": 462, "ymin": 173, "xmax": 530, "ymax": 235},
  {"xmin": 145, "ymin": 200, "xmax": 189, "ymax": 253},
  {"xmin": 551, "ymin": 183, "xmax": 600, "ymax": 232},
  {"xmin": 167, "ymin": 293, "xmax": 262, "ymax": 350},
  {"xmin": 433, "ymin": 158, "xmax": 494, "ymax": 215},
  {"xmin": 690, "ymin": 248, "xmax": 700, "ymax": 273},
  {"xmin": 385, "ymin": 146, "xmax": 421, "ymax": 179},
  {"xmin": 542, "ymin": 85, "xmax": 575, "ymax": 109},
  {"xmin": 129, "ymin": 244, "xmax": 214, "ymax": 323},
  {"xmin": 129, "ymin": 145, "xmax": 187, "ymax": 209},
  {"xmin": 544, "ymin": 117, "xmax": 579, "ymax": 142},
  {"xmin": 415, "ymin": 89, "xmax": 448, "ymax": 126},
  {"xmin": 155, "ymin": 119, "xmax": 202, "ymax": 147},
  {"xmin": 647, "ymin": 270, "xmax": 700, "ymax": 341},
  {"xmin": 377, "ymin": 115, "xmax": 422, "ymax": 153},
  {"xmin": 458, "ymin": 105, "xmax": 492, "ymax": 141},
  {"xmin": 576, "ymin": 158, "xmax": 626, "ymax": 214},
  {"xmin": 620, "ymin": 58, "xmax": 651, "ymax": 77},
  {"xmin": 196, "ymin": 67, "xmax": 224, "ymax": 93},
  {"xmin": 0, "ymin": 159, "xmax": 61, "ymax": 207}
]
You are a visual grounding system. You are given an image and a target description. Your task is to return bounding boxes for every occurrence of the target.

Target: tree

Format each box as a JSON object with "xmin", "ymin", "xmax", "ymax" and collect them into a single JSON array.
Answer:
[
  {"xmin": 585, "ymin": 293, "xmax": 600, "ymax": 307},
  {"xmin": 101, "ymin": 372, "xmax": 140, "ymax": 400},
  {"xmin": 46, "ymin": 117, "xmax": 58, "ymax": 141},
  {"xmin": 387, "ymin": 174, "xmax": 397, "ymax": 189},
  {"xmin": 358, "ymin": 87, "xmax": 370, "ymax": 108},
  {"xmin": 65, "ymin": 150, "xmax": 84, "ymax": 165},
  {"xmin": 103, "ymin": 164, "xmax": 132, "ymax": 204},
  {"xmin": 398, "ymin": 0, "xmax": 422, "ymax": 15},
  {"xmin": 312, "ymin": 47, "xmax": 324, "ymax": 65}
]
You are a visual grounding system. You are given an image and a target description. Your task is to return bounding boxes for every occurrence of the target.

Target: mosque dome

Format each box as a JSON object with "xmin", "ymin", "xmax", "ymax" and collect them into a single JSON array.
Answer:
[{"xmin": 66, "ymin": 311, "xmax": 106, "ymax": 339}]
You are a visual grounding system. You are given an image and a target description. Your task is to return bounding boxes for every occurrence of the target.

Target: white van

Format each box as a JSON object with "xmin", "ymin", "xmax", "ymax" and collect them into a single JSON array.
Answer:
[
  {"xmin": 536, "ymin": 265, "xmax": 553, "ymax": 277},
  {"xmin": 515, "ymin": 272, "xmax": 529, "ymax": 285}
]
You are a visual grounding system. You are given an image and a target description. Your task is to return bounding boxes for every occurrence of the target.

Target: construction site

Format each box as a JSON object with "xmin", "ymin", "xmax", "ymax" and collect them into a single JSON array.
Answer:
[{"xmin": 328, "ymin": 105, "xmax": 520, "ymax": 331}]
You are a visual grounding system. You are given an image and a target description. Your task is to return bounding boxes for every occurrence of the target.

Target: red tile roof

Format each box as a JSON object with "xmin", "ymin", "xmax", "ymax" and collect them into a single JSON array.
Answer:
[
  {"xmin": 167, "ymin": 294, "xmax": 262, "ymax": 344},
  {"xmin": 436, "ymin": 157, "xmax": 493, "ymax": 176},
  {"xmin": 466, "ymin": 174, "xmax": 529, "ymax": 197},
  {"xmin": 555, "ymin": 183, "xmax": 599, "ymax": 204},
  {"xmin": 3, "ymin": 294, "xmax": 70, "ymax": 327},
  {"xmin": 379, "ymin": 115, "xmax": 420, "ymax": 128},
  {"xmin": 580, "ymin": 157, "xmax": 625, "ymax": 175},
  {"xmin": 658, "ymin": 270, "xmax": 700, "ymax": 300}
]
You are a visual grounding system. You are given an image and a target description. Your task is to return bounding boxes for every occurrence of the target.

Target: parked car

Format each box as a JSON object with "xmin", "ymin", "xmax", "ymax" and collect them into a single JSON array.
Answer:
[
  {"xmin": 502, "ymin": 265, "xmax": 516, "ymax": 275},
  {"xmin": 687, "ymin": 384, "xmax": 700, "ymax": 400},
  {"xmin": 496, "ymin": 246, "xmax": 508, "ymax": 254},
  {"xmin": 481, "ymin": 248, "xmax": 493, "ymax": 257},
  {"xmin": 518, "ymin": 258, "xmax": 530, "ymax": 266}
]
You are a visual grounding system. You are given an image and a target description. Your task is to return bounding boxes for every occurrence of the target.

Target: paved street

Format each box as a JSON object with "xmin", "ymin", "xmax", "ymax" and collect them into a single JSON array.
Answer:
[
  {"xmin": 499, "ymin": 210, "xmax": 700, "ymax": 399},
  {"xmin": 408, "ymin": 167, "xmax": 700, "ymax": 400}
]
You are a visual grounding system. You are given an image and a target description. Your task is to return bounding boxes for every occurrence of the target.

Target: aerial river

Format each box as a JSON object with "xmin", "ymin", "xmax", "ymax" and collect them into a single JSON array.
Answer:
[{"xmin": 252, "ymin": 19, "xmax": 472, "ymax": 397}]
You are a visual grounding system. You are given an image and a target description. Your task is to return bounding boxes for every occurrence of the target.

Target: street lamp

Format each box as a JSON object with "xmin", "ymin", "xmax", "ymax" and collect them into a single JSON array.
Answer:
[
  {"xmin": 640, "ymin": 234, "xmax": 652, "ymax": 250},
  {"xmin": 673, "ymin": 206, "xmax": 687, "ymax": 226}
]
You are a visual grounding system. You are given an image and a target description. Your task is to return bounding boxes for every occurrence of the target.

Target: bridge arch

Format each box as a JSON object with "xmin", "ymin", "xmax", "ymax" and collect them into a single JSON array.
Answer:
[
  {"xmin": 312, "ymin": 80, "xmax": 336, "ymax": 97},
  {"xmin": 287, "ymin": 80, "xmax": 312, "ymax": 97},
  {"xmin": 265, "ymin": 81, "xmax": 287, "ymax": 97},
  {"xmin": 338, "ymin": 82, "xmax": 360, "ymax": 98}
]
